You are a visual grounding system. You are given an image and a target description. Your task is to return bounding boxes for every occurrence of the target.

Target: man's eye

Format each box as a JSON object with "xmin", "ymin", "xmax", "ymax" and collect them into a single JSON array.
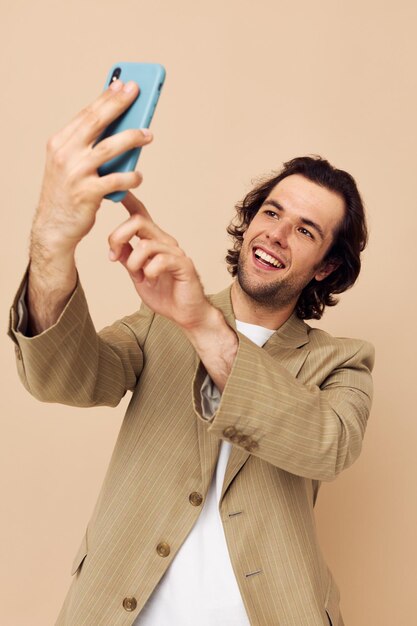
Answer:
[
  {"xmin": 299, "ymin": 227, "xmax": 313, "ymax": 238},
  {"xmin": 265, "ymin": 209, "xmax": 278, "ymax": 218}
]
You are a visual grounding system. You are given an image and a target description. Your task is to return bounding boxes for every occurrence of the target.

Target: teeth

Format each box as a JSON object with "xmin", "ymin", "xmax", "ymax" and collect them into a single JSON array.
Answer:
[{"xmin": 255, "ymin": 248, "xmax": 284, "ymax": 268}]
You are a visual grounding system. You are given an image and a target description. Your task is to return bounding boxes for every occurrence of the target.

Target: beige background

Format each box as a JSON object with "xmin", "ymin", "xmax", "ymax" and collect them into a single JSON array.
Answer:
[{"xmin": 1, "ymin": 0, "xmax": 416, "ymax": 624}]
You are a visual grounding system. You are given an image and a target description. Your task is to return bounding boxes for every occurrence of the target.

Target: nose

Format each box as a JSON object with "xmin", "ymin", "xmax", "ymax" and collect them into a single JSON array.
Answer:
[{"xmin": 266, "ymin": 218, "xmax": 290, "ymax": 249}]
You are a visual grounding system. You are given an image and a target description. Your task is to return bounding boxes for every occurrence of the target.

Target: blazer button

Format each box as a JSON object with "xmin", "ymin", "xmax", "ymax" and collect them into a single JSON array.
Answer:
[
  {"xmin": 245, "ymin": 440, "xmax": 259, "ymax": 452},
  {"xmin": 156, "ymin": 541, "xmax": 171, "ymax": 557},
  {"xmin": 239, "ymin": 435, "xmax": 251, "ymax": 447},
  {"xmin": 231, "ymin": 431, "xmax": 243, "ymax": 443},
  {"xmin": 223, "ymin": 426, "xmax": 237, "ymax": 439},
  {"xmin": 122, "ymin": 597, "xmax": 137, "ymax": 612},
  {"xmin": 189, "ymin": 492, "xmax": 203, "ymax": 506}
]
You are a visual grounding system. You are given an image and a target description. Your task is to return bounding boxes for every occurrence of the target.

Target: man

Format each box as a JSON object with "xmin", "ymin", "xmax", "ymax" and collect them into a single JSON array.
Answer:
[{"xmin": 9, "ymin": 79, "xmax": 374, "ymax": 625}]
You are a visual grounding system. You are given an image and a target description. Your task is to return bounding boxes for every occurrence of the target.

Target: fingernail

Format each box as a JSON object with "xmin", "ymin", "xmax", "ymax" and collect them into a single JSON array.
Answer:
[
  {"xmin": 109, "ymin": 249, "xmax": 117, "ymax": 261},
  {"xmin": 110, "ymin": 79, "xmax": 122, "ymax": 92},
  {"xmin": 123, "ymin": 81, "xmax": 137, "ymax": 93},
  {"xmin": 141, "ymin": 128, "xmax": 153, "ymax": 138}
]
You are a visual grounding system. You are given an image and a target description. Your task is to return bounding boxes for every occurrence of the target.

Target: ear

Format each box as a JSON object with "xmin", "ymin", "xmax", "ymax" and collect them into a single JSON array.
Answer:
[{"xmin": 314, "ymin": 258, "xmax": 340, "ymax": 282}]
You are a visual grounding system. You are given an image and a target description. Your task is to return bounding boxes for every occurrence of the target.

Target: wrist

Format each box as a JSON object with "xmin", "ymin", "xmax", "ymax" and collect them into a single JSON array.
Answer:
[
  {"xmin": 29, "ymin": 231, "xmax": 77, "ymax": 300},
  {"xmin": 181, "ymin": 303, "xmax": 226, "ymax": 342},
  {"xmin": 27, "ymin": 258, "xmax": 78, "ymax": 335},
  {"xmin": 30, "ymin": 226, "xmax": 78, "ymax": 261},
  {"xmin": 182, "ymin": 305, "xmax": 238, "ymax": 392}
]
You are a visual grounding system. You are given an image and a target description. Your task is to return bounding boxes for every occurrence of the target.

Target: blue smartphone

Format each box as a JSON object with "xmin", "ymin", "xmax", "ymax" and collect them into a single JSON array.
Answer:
[{"xmin": 97, "ymin": 62, "xmax": 166, "ymax": 202}]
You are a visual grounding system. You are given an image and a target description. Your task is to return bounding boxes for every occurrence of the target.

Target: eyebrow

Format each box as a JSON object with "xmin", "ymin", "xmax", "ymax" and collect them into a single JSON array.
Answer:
[{"xmin": 262, "ymin": 199, "xmax": 325, "ymax": 241}]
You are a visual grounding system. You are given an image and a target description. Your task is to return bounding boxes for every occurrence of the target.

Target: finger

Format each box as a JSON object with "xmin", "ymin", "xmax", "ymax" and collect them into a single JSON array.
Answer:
[
  {"xmin": 60, "ymin": 80, "xmax": 141, "ymax": 151},
  {"xmin": 95, "ymin": 169, "xmax": 143, "ymax": 197},
  {"xmin": 47, "ymin": 80, "xmax": 135, "ymax": 153},
  {"xmin": 78, "ymin": 80, "xmax": 142, "ymax": 147},
  {"xmin": 108, "ymin": 215, "xmax": 152, "ymax": 258},
  {"xmin": 108, "ymin": 214, "xmax": 178, "ymax": 256},
  {"xmin": 86, "ymin": 128, "xmax": 153, "ymax": 172},
  {"xmin": 125, "ymin": 252, "xmax": 186, "ymax": 288},
  {"xmin": 121, "ymin": 191, "xmax": 154, "ymax": 221},
  {"xmin": 112, "ymin": 242, "xmax": 145, "ymax": 283},
  {"xmin": 109, "ymin": 217, "xmax": 180, "ymax": 260},
  {"xmin": 120, "ymin": 240, "xmax": 184, "ymax": 272},
  {"xmin": 142, "ymin": 253, "xmax": 190, "ymax": 284},
  {"xmin": 112, "ymin": 241, "xmax": 134, "ymax": 266}
]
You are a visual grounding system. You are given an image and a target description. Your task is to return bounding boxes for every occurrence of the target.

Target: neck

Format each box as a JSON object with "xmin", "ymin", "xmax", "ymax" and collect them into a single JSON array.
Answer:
[{"xmin": 230, "ymin": 280, "xmax": 296, "ymax": 330}]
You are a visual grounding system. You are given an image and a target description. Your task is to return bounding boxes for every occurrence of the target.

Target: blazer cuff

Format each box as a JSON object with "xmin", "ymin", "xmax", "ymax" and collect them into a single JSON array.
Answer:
[
  {"xmin": 8, "ymin": 268, "xmax": 87, "ymax": 363},
  {"xmin": 192, "ymin": 331, "xmax": 261, "ymax": 441}
]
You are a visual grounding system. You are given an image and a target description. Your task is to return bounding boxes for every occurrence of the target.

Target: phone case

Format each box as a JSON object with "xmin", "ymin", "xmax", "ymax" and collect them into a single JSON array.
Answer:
[{"xmin": 97, "ymin": 62, "xmax": 166, "ymax": 202}]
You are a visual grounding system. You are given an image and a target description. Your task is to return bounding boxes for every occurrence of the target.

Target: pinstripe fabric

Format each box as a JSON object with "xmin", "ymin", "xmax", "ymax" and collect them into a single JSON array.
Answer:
[{"xmin": 9, "ymin": 279, "xmax": 373, "ymax": 626}]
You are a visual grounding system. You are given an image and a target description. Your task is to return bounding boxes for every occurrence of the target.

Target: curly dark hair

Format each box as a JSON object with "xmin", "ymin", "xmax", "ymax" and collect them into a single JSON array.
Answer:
[{"xmin": 226, "ymin": 155, "xmax": 368, "ymax": 320}]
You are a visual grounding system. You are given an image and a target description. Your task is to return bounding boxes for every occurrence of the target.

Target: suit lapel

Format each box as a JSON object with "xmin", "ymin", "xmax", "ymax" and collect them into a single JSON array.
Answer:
[
  {"xmin": 196, "ymin": 416, "xmax": 221, "ymax": 495},
  {"xmin": 197, "ymin": 285, "xmax": 310, "ymax": 502},
  {"xmin": 220, "ymin": 447, "xmax": 250, "ymax": 502},
  {"xmin": 196, "ymin": 288, "xmax": 237, "ymax": 493}
]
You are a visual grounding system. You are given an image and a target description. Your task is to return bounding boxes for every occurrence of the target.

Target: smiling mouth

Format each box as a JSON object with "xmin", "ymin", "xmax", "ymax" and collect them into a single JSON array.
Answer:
[{"xmin": 253, "ymin": 247, "xmax": 285, "ymax": 269}]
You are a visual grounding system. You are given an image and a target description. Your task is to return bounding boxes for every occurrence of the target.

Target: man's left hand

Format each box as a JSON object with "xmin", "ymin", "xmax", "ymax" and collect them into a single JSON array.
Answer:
[
  {"xmin": 109, "ymin": 191, "xmax": 212, "ymax": 331},
  {"xmin": 108, "ymin": 192, "xmax": 238, "ymax": 392}
]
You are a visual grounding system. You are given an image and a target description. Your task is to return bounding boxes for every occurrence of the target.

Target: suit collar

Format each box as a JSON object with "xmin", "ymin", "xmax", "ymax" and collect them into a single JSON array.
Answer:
[{"xmin": 209, "ymin": 284, "xmax": 310, "ymax": 349}]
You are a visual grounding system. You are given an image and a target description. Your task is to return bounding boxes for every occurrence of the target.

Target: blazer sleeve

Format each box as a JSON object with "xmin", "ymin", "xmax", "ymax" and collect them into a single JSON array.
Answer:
[
  {"xmin": 192, "ymin": 331, "xmax": 375, "ymax": 481},
  {"xmin": 8, "ymin": 275, "xmax": 154, "ymax": 408}
]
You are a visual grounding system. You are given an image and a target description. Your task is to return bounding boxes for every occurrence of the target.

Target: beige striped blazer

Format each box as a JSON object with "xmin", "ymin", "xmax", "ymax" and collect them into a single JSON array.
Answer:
[{"xmin": 9, "ymin": 280, "xmax": 374, "ymax": 626}]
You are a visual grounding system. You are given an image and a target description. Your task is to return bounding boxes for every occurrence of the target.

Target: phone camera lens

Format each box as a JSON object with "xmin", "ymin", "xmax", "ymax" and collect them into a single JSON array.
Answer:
[{"xmin": 109, "ymin": 67, "xmax": 122, "ymax": 85}]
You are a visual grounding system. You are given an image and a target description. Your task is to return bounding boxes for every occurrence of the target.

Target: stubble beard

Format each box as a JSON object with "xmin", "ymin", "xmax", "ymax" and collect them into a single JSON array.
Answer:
[{"xmin": 236, "ymin": 251, "xmax": 313, "ymax": 311}]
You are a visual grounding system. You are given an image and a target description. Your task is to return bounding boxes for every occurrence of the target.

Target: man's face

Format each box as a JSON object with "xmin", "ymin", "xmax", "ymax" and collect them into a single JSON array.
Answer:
[{"xmin": 236, "ymin": 174, "xmax": 346, "ymax": 310}]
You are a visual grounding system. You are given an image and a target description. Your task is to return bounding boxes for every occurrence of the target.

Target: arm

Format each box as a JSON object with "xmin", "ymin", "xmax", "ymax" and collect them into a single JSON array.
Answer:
[
  {"xmin": 10, "ymin": 80, "xmax": 157, "ymax": 403},
  {"xmin": 193, "ymin": 332, "xmax": 374, "ymax": 481},
  {"xmin": 9, "ymin": 274, "xmax": 154, "ymax": 407},
  {"xmin": 108, "ymin": 192, "xmax": 239, "ymax": 391},
  {"xmin": 106, "ymin": 195, "xmax": 374, "ymax": 481},
  {"xmin": 26, "ymin": 78, "xmax": 152, "ymax": 336}
]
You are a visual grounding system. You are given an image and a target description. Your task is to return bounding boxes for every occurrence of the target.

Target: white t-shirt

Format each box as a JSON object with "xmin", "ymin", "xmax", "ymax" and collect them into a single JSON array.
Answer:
[{"xmin": 135, "ymin": 321, "xmax": 275, "ymax": 626}]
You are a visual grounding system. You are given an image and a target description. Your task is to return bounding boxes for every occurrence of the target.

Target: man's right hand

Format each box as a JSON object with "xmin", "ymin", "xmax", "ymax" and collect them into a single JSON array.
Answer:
[{"xmin": 27, "ymin": 79, "xmax": 153, "ymax": 335}]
